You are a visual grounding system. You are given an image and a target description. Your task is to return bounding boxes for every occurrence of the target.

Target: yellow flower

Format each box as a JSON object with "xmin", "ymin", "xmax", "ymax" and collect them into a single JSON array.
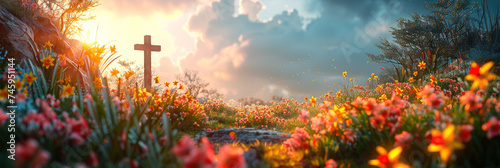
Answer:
[
  {"xmin": 44, "ymin": 41, "xmax": 53, "ymax": 49},
  {"xmin": 342, "ymin": 71, "xmax": 347, "ymax": 77},
  {"xmin": 65, "ymin": 76, "xmax": 71, "ymax": 83},
  {"xmin": 336, "ymin": 91, "xmax": 342, "ymax": 98},
  {"xmin": 350, "ymin": 78, "xmax": 353, "ymax": 81},
  {"xmin": 164, "ymin": 82, "xmax": 170, "ymax": 87},
  {"xmin": 309, "ymin": 96, "xmax": 317, "ymax": 107},
  {"xmin": 368, "ymin": 78, "xmax": 372, "ymax": 81},
  {"xmin": 59, "ymin": 54, "xmax": 67, "ymax": 66},
  {"xmin": 428, "ymin": 125, "xmax": 464, "ymax": 163},
  {"xmin": 379, "ymin": 94, "xmax": 387, "ymax": 102},
  {"xmin": 23, "ymin": 71, "xmax": 37, "ymax": 86},
  {"xmin": 41, "ymin": 54, "xmax": 55, "ymax": 69},
  {"xmin": 374, "ymin": 76, "xmax": 379, "ymax": 80},
  {"xmin": 110, "ymin": 68, "xmax": 119, "ymax": 77},
  {"xmin": 408, "ymin": 77, "xmax": 414, "ymax": 83},
  {"xmin": 173, "ymin": 80, "xmax": 179, "ymax": 86},
  {"xmin": 371, "ymin": 73, "xmax": 375, "ymax": 77},
  {"xmin": 61, "ymin": 84, "xmax": 75, "ymax": 98},
  {"xmin": 418, "ymin": 61, "xmax": 426, "ymax": 70},
  {"xmin": 368, "ymin": 146, "xmax": 408, "ymax": 168},
  {"xmin": 179, "ymin": 84, "xmax": 184, "ymax": 89},
  {"xmin": 465, "ymin": 61, "xmax": 497, "ymax": 90},
  {"xmin": 15, "ymin": 78, "xmax": 24, "ymax": 90},
  {"xmin": 154, "ymin": 75, "xmax": 160, "ymax": 84},
  {"xmin": 413, "ymin": 71, "xmax": 418, "ymax": 76}
]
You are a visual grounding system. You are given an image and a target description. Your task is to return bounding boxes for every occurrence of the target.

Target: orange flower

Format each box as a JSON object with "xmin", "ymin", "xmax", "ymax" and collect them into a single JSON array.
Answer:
[
  {"xmin": 179, "ymin": 84, "xmax": 184, "ymax": 90},
  {"xmin": 154, "ymin": 75, "xmax": 160, "ymax": 84},
  {"xmin": 164, "ymin": 82, "xmax": 170, "ymax": 87},
  {"xmin": 427, "ymin": 125, "xmax": 464, "ymax": 163},
  {"xmin": 465, "ymin": 61, "xmax": 497, "ymax": 90},
  {"xmin": 368, "ymin": 146, "xmax": 408, "ymax": 168},
  {"xmin": 93, "ymin": 78, "xmax": 102, "ymax": 91},
  {"xmin": 76, "ymin": 57, "xmax": 84, "ymax": 67},
  {"xmin": 43, "ymin": 41, "xmax": 52, "ymax": 49},
  {"xmin": 110, "ymin": 45, "xmax": 116, "ymax": 53},
  {"xmin": 430, "ymin": 74, "xmax": 437, "ymax": 84},
  {"xmin": 216, "ymin": 145, "xmax": 246, "ymax": 168},
  {"xmin": 304, "ymin": 96, "xmax": 308, "ymax": 101},
  {"xmin": 418, "ymin": 61, "xmax": 426, "ymax": 70},
  {"xmin": 342, "ymin": 71, "xmax": 347, "ymax": 77},
  {"xmin": 41, "ymin": 54, "xmax": 55, "ymax": 69},
  {"xmin": 59, "ymin": 54, "xmax": 66, "ymax": 66},
  {"xmin": 110, "ymin": 68, "xmax": 119, "ymax": 77},
  {"xmin": 125, "ymin": 71, "xmax": 135, "ymax": 80},
  {"xmin": 229, "ymin": 131, "xmax": 236, "ymax": 139},
  {"xmin": 336, "ymin": 91, "xmax": 341, "ymax": 98},
  {"xmin": 23, "ymin": 71, "xmax": 37, "ymax": 86},
  {"xmin": 413, "ymin": 71, "xmax": 418, "ymax": 76},
  {"xmin": 173, "ymin": 80, "xmax": 179, "ymax": 86},
  {"xmin": 61, "ymin": 84, "xmax": 75, "ymax": 98},
  {"xmin": 325, "ymin": 159, "xmax": 338, "ymax": 168},
  {"xmin": 371, "ymin": 73, "xmax": 375, "ymax": 77},
  {"xmin": 374, "ymin": 76, "xmax": 379, "ymax": 80},
  {"xmin": 408, "ymin": 77, "xmax": 414, "ymax": 83}
]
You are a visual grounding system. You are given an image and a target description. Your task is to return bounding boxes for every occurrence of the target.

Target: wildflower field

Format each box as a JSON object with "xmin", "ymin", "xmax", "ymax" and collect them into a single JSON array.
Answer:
[
  {"xmin": 1, "ymin": 39, "xmax": 500, "ymax": 168},
  {"xmin": 1, "ymin": 0, "xmax": 500, "ymax": 168}
]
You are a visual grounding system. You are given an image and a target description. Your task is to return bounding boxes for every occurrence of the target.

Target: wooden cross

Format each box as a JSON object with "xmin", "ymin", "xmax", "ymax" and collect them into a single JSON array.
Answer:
[{"xmin": 134, "ymin": 35, "xmax": 161, "ymax": 92}]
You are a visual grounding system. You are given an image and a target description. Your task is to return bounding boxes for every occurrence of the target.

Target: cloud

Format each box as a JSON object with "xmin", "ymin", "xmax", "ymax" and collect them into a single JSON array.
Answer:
[
  {"xmin": 239, "ymin": 0, "xmax": 264, "ymax": 21},
  {"xmin": 100, "ymin": 0, "xmax": 205, "ymax": 18},
  {"xmin": 170, "ymin": 0, "xmax": 434, "ymax": 100}
]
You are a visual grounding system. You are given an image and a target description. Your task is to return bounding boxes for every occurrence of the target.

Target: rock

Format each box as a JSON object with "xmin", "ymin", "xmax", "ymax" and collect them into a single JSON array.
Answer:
[
  {"xmin": 0, "ymin": 5, "xmax": 36, "ymax": 63},
  {"xmin": 194, "ymin": 128, "xmax": 291, "ymax": 146},
  {"xmin": 22, "ymin": 16, "xmax": 76, "ymax": 58}
]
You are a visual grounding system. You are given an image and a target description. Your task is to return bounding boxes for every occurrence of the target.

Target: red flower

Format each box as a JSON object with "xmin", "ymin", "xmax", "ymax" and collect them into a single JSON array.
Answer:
[
  {"xmin": 216, "ymin": 145, "xmax": 247, "ymax": 168},
  {"xmin": 457, "ymin": 125, "xmax": 473, "ymax": 142},
  {"xmin": 0, "ymin": 109, "xmax": 8, "ymax": 125},
  {"xmin": 482, "ymin": 117, "xmax": 500, "ymax": 139},
  {"xmin": 16, "ymin": 139, "xmax": 51, "ymax": 168}
]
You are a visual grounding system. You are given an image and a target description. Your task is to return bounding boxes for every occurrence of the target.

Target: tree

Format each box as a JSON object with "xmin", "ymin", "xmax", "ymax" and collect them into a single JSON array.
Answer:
[
  {"xmin": 175, "ymin": 70, "xmax": 221, "ymax": 99},
  {"xmin": 39, "ymin": 0, "xmax": 100, "ymax": 38},
  {"xmin": 367, "ymin": 0, "xmax": 493, "ymax": 81}
]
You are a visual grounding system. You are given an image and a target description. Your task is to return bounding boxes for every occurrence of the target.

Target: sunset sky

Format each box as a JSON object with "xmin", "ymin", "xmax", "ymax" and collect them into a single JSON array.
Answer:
[{"xmin": 79, "ymin": 0, "xmax": 498, "ymax": 101}]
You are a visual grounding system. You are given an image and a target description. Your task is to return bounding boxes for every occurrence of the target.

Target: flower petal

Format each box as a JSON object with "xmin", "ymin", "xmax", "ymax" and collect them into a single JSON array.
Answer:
[
  {"xmin": 388, "ymin": 146, "xmax": 402, "ymax": 162},
  {"xmin": 368, "ymin": 159, "xmax": 381, "ymax": 166},
  {"xmin": 376, "ymin": 146, "xmax": 387, "ymax": 155},
  {"xmin": 443, "ymin": 125, "xmax": 455, "ymax": 141},
  {"xmin": 479, "ymin": 61, "xmax": 494, "ymax": 75},
  {"xmin": 440, "ymin": 148, "xmax": 451, "ymax": 163},
  {"xmin": 428, "ymin": 144, "xmax": 442, "ymax": 152}
]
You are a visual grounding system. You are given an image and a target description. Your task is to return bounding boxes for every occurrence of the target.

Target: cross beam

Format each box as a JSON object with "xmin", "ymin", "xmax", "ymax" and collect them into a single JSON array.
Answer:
[{"xmin": 134, "ymin": 35, "xmax": 161, "ymax": 92}]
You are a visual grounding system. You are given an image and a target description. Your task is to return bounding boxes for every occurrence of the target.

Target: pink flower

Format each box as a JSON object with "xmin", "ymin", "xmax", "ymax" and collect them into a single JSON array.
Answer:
[
  {"xmin": 216, "ymin": 145, "xmax": 247, "ymax": 168},
  {"xmin": 424, "ymin": 93, "xmax": 445, "ymax": 110},
  {"xmin": 459, "ymin": 91, "xmax": 482, "ymax": 111},
  {"xmin": 172, "ymin": 136, "xmax": 197, "ymax": 158},
  {"xmin": 298, "ymin": 109, "xmax": 310, "ymax": 124},
  {"xmin": 283, "ymin": 127, "xmax": 311, "ymax": 152},
  {"xmin": 394, "ymin": 131, "xmax": 413, "ymax": 148},
  {"xmin": 324, "ymin": 159, "xmax": 338, "ymax": 168},
  {"xmin": 482, "ymin": 117, "xmax": 500, "ymax": 139}
]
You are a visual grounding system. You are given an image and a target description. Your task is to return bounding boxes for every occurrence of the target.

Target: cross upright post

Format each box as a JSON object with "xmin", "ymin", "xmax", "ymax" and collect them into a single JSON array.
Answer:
[{"xmin": 134, "ymin": 35, "xmax": 161, "ymax": 92}]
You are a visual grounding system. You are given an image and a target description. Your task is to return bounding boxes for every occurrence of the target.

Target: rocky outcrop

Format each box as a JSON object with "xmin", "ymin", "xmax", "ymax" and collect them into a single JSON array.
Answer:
[
  {"xmin": 0, "ymin": 4, "xmax": 79, "ymax": 63},
  {"xmin": 0, "ymin": 4, "xmax": 37, "ymax": 63},
  {"xmin": 194, "ymin": 128, "xmax": 291, "ymax": 146}
]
